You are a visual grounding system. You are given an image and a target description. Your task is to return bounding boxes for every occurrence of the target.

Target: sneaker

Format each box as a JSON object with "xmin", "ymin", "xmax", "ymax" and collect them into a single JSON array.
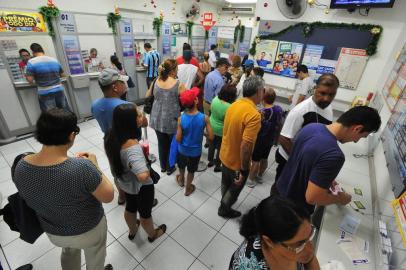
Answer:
[
  {"xmin": 218, "ymin": 208, "xmax": 241, "ymax": 218},
  {"xmin": 247, "ymin": 179, "xmax": 257, "ymax": 188},
  {"xmin": 166, "ymin": 167, "xmax": 176, "ymax": 176},
  {"xmin": 207, "ymin": 161, "xmax": 214, "ymax": 167},
  {"xmin": 104, "ymin": 264, "xmax": 113, "ymax": 270},
  {"xmin": 16, "ymin": 264, "xmax": 33, "ymax": 270}
]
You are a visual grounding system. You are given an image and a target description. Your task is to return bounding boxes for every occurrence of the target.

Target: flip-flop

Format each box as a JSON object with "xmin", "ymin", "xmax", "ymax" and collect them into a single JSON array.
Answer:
[
  {"xmin": 148, "ymin": 224, "xmax": 167, "ymax": 243},
  {"xmin": 176, "ymin": 175, "xmax": 184, "ymax": 187},
  {"xmin": 185, "ymin": 184, "xmax": 196, "ymax": 196}
]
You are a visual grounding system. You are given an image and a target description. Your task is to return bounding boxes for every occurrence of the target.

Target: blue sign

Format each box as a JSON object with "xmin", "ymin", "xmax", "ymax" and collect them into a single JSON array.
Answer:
[
  {"xmin": 120, "ymin": 19, "xmax": 132, "ymax": 34},
  {"xmin": 62, "ymin": 35, "xmax": 84, "ymax": 75},
  {"xmin": 121, "ymin": 36, "xmax": 134, "ymax": 57},
  {"xmin": 162, "ymin": 36, "xmax": 170, "ymax": 55},
  {"xmin": 163, "ymin": 22, "xmax": 171, "ymax": 36}
]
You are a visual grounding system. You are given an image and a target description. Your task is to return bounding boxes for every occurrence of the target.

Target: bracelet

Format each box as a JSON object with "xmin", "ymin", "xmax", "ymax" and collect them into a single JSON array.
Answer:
[{"xmin": 239, "ymin": 169, "xmax": 249, "ymax": 178}]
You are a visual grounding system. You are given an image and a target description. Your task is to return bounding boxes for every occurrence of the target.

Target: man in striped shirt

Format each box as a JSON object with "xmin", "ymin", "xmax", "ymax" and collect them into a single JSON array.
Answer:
[
  {"xmin": 25, "ymin": 43, "xmax": 70, "ymax": 112},
  {"xmin": 143, "ymin": 43, "xmax": 161, "ymax": 88}
]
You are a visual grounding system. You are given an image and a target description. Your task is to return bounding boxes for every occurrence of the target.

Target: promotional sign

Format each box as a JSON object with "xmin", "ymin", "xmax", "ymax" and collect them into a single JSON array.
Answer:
[
  {"xmin": 162, "ymin": 36, "xmax": 171, "ymax": 55},
  {"xmin": 335, "ymin": 48, "xmax": 368, "ymax": 90},
  {"xmin": 58, "ymin": 12, "xmax": 76, "ymax": 33},
  {"xmin": 255, "ymin": 40, "xmax": 279, "ymax": 73},
  {"xmin": 62, "ymin": 35, "xmax": 85, "ymax": 75},
  {"xmin": 272, "ymin": 41, "xmax": 304, "ymax": 78},
  {"xmin": 217, "ymin": 27, "xmax": 234, "ymax": 39},
  {"xmin": 0, "ymin": 11, "xmax": 46, "ymax": 33},
  {"xmin": 121, "ymin": 36, "xmax": 134, "ymax": 57},
  {"xmin": 302, "ymin": 44, "xmax": 324, "ymax": 79},
  {"xmin": 200, "ymin": 12, "xmax": 216, "ymax": 31}
]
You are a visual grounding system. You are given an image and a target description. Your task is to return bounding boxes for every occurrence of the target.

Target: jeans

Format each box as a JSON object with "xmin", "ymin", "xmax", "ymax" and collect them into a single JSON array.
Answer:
[
  {"xmin": 271, "ymin": 148, "xmax": 287, "ymax": 195},
  {"xmin": 220, "ymin": 165, "xmax": 246, "ymax": 211},
  {"xmin": 155, "ymin": 130, "xmax": 174, "ymax": 171},
  {"xmin": 146, "ymin": 77, "xmax": 156, "ymax": 89},
  {"xmin": 46, "ymin": 216, "xmax": 107, "ymax": 270},
  {"xmin": 208, "ymin": 135, "xmax": 222, "ymax": 167},
  {"xmin": 38, "ymin": 91, "xmax": 70, "ymax": 112}
]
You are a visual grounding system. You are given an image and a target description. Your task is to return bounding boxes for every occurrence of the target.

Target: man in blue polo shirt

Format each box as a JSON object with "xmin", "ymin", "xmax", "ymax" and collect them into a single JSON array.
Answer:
[
  {"xmin": 276, "ymin": 106, "xmax": 381, "ymax": 216},
  {"xmin": 143, "ymin": 43, "xmax": 161, "ymax": 88},
  {"xmin": 25, "ymin": 43, "xmax": 70, "ymax": 112}
]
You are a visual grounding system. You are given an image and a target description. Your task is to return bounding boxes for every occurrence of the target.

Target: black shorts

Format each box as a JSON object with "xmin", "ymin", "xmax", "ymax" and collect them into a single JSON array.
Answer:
[
  {"xmin": 252, "ymin": 140, "xmax": 273, "ymax": 162},
  {"xmin": 177, "ymin": 153, "xmax": 201, "ymax": 173},
  {"xmin": 124, "ymin": 184, "xmax": 154, "ymax": 218}
]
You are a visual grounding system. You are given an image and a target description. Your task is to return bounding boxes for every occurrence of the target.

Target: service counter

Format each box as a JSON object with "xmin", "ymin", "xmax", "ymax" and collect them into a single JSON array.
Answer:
[
  {"xmin": 316, "ymin": 140, "xmax": 376, "ymax": 269},
  {"xmin": 135, "ymin": 66, "xmax": 148, "ymax": 103}
]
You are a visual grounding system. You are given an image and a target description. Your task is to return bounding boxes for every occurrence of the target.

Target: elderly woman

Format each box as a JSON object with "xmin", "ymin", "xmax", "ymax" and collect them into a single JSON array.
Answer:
[{"xmin": 13, "ymin": 108, "xmax": 114, "ymax": 270}]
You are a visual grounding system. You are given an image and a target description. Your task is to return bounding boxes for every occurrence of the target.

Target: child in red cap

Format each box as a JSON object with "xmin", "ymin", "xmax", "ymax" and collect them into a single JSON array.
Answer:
[{"xmin": 176, "ymin": 87, "xmax": 214, "ymax": 195}]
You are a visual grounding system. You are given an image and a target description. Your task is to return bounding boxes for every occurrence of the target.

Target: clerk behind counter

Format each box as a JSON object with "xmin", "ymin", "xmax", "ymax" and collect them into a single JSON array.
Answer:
[{"xmin": 85, "ymin": 48, "xmax": 104, "ymax": 72}]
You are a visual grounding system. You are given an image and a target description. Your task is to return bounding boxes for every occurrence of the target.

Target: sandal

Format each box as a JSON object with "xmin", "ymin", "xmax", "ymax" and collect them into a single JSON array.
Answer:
[
  {"xmin": 148, "ymin": 224, "xmax": 167, "ymax": 243},
  {"xmin": 176, "ymin": 175, "xmax": 184, "ymax": 187},
  {"xmin": 185, "ymin": 184, "xmax": 196, "ymax": 196},
  {"xmin": 128, "ymin": 220, "xmax": 140, "ymax": 240}
]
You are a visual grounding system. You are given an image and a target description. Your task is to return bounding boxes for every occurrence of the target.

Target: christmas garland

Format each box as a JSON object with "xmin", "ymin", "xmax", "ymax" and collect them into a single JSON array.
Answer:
[
  {"xmin": 205, "ymin": 30, "xmax": 209, "ymax": 40},
  {"xmin": 106, "ymin": 12, "xmax": 121, "ymax": 35},
  {"xmin": 186, "ymin": 21, "xmax": 194, "ymax": 40},
  {"xmin": 240, "ymin": 25, "xmax": 245, "ymax": 43},
  {"xmin": 234, "ymin": 22, "xmax": 246, "ymax": 44},
  {"xmin": 249, "ymin": 22, "xmax": 382, "ymax": 56},
  {"xmin": 153, "ymin": 17, "xmax": 163, "ymax": 37},
  {"xmin": 38, "ymin": 5, "xmax": 60, "ymax": 36}
]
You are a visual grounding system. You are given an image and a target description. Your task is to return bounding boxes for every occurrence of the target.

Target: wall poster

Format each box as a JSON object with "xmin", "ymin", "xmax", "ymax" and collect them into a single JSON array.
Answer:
[
  {"xmin": 301, "ymin": 44, "xmax": 324, "ymax": 80},
  {"xmin": 273, "ymin": 41, "xmax": 304, "ymax": 78},
  {"xmin": 254, "ymin": 40, "xmax": 278, "ymax": 72},
  {"xmin": 0, "ymin": 11, "xmax": 46, "ymax": 33},
  {"xmin": 335, "ymin": 48, "xmax": 368, "ymax": 90}
]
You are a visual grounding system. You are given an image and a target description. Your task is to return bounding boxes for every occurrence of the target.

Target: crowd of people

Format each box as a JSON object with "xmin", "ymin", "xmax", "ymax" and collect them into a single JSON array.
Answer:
[{"xmin": 2, "ymin": 41, "xmax": 382, "ymax": 270}]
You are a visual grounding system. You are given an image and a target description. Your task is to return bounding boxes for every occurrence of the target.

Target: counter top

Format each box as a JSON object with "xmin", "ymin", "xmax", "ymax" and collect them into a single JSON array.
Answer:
[
  {"xmin": 316, "ymin": 140, "xmax": 375, "ymax": 269},
  {"xmin": 14, "ymin": 78, "xmax": 67, "ymax": 89},
  {"xmin": 136, "ymin": 66, "xmax": 146, "ymax": 72}
]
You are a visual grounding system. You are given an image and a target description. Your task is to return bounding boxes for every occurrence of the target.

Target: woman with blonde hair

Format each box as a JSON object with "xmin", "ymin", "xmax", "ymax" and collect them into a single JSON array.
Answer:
[
  {"xmin": 229, "ymin": 55, "xmax": 243, "ymax": 86},
  {"xmin": 146, "ymin": 59, "xmax": 185, "ymax": 175}
]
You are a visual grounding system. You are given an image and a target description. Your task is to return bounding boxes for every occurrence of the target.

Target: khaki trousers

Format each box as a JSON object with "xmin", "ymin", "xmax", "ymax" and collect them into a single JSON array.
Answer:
[{"xmin": 47, "ymin": 215, "xmax": 107, "ymax": 270}]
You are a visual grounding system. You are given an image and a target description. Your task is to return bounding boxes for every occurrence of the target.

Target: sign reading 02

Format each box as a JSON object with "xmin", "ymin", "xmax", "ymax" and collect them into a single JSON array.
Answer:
[{"xmin": 0, "ymin": 11, "xmax": 47, "ymax": 33}]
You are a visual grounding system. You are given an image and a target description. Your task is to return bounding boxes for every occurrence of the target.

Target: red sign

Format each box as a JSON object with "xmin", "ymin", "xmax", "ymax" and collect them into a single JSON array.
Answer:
[{"xmin": 200, "ymin": 12, "xmax": 216, "ymax": 31}]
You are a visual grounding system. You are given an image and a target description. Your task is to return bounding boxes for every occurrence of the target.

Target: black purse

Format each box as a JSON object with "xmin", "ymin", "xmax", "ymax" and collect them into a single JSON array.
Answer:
[
  {"xmin": 127, "ymin": 75, "xmax": 136, "ymax": 88},
  {"xmin": 143, "ymin": 78, "xmax": 157, "ymax": 114},
  {"xmin": 141, "ymin": 147, "xmax": 160, "ymax": 184}
]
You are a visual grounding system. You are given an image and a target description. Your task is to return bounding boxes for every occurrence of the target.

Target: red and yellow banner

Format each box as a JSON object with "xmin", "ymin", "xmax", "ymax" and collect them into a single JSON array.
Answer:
[{"xmin": 0, "ymin": 11, "xmax": 47, "ymax": 33}]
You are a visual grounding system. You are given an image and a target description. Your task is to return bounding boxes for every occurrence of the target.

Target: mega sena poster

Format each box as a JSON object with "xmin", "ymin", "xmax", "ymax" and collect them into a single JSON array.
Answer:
[
  {"xmin": 255, "ymin": 40, "xmax": 278, "ymax": 73},
  {"xmin": 272, "ymin": 41, "xmax": 304, "ymax": 78},
  {"xmin": 0, "ymin": 11, "xmax": 46, "ymax": 33}
]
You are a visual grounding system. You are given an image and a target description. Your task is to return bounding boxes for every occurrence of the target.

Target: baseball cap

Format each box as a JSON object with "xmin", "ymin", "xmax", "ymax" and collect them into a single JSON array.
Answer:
[
  {"xmin": 98, "ymin": 68, "xmax": 129, "ymax": 86},
  {"xmin": 180, "ymin": 87, "xmax": 200, "ymax": 107},
  {"xmin": 244, "ymin": 59, "xmax": 255, "ymax": 68}
]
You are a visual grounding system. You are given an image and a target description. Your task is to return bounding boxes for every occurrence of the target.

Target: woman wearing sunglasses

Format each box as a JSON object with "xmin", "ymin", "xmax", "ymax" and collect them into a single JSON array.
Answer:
[{"xmin": 230, "ymin": 195, "xmax": 320, "ymax": 270}]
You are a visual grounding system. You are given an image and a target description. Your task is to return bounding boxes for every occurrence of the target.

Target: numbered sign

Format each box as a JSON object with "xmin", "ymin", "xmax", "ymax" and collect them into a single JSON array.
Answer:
[
  {"xmin": 120, "ymin": 19, "xmax": 133, "ymax": 35},
  {"xmin": 58, "ymin": 12, "xmax": 77, "ymax": 33}
]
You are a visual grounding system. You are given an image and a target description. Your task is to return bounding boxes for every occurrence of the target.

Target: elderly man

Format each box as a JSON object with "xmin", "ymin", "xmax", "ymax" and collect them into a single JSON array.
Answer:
[{"xmin": 218, "ymin": 76, "xmax": 264, "ymax": 218}]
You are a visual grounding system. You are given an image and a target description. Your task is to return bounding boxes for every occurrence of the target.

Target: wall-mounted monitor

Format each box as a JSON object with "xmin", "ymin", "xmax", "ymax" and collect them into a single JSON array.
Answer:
[{"xmin": 330, "ymin": 0, "xmax": 395, "ymax": 9}]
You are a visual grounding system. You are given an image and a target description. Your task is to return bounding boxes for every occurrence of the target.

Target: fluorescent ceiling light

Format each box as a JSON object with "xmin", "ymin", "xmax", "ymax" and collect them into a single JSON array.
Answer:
[{"xmin": 225, "ymin": 0, "xmax": 258, "ymax": 3}]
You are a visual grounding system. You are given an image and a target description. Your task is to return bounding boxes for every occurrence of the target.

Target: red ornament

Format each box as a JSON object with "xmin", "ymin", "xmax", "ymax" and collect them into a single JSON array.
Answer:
[{"xmin": 264, "ymin": 2, "xmax": 268, "ymax": 7}]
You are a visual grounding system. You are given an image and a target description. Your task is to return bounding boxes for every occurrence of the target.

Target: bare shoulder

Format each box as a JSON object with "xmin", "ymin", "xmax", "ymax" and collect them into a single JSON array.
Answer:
[{"xmin": 122, "ymin": 139, "xmax": 139, "ymax": 150}]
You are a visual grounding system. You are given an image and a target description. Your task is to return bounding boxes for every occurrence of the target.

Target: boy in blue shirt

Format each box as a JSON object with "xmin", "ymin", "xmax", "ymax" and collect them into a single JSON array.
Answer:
[{"xmin": 176, "ymin": 87, "xmax": 214, "ymax": 196}]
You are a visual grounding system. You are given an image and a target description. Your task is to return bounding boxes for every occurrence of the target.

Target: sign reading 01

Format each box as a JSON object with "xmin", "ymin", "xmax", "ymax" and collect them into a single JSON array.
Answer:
[{"xmin": 0, "ymin": 11, "xmax": 47, "ymax": 33}]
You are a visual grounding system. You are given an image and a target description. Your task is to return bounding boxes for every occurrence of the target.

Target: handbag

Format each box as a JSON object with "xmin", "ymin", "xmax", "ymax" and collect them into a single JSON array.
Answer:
[
  {"xmin": 127, "ymin": 75, "xmax": 135, "ymax": 88},
  {"xmin": 143, "ymin": 78, "xmax": 157, "ymax": 114},
  {"xmin": 141, "ymin": 141, "xmax": 160, "ymax": 184}
]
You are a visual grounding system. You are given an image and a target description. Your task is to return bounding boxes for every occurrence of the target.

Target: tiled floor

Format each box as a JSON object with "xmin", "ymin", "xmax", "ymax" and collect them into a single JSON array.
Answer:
[{"xmin": 0, "ymin": 118, "xmax": 276, "ymax": 270}]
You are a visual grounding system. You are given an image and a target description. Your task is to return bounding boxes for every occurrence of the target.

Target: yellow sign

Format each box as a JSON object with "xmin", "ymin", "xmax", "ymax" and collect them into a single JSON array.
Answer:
[
  {"xmin": 0, "ymin": 11, "xmax": 47, "ymax": 33},
  {"xmin": 392, "ymin": 190, "xmax": 406, "ymax": 248}
]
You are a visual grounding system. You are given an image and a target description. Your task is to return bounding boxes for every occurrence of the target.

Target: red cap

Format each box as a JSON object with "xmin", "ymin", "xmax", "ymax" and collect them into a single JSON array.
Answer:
[{"xmin": 180, "ymin": 87, "xmax": 200, "ymax": 107}]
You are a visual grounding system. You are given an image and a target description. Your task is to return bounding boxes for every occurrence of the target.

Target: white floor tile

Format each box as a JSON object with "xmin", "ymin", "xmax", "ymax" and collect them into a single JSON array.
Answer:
[
  {"xmin": 219, "ymin": 219, "xmax": 244, "ymax": 245},
  {"xmin": 198, "ymin": 233, "xmax": 237, "ymax": 270},
  {"xmin": 249, "ymin": 182, "xmax": 272, "ymax": 201},
  {"xmin": 171, "ymin": 187, "xmax": 210, "ymax": 213},
  {"xmin": 171, "ymin": 215, "xmax": 216, "ymax": 257},
  {"xmin": 104, "ymin": 241, "xmax": 138, "ymax": 270},
  {"xmin": 4, "ymin": 150, "xmax": 34, "ymax": 166},
  {"xmin": 0, "ymin": 181, "xmax": 17, "ymax": 205},
  {"xmin": 152, "ymin": 199, "xmax": 190, "ymax": 234},
  {"xmin": 106, "ymin": 206, "xmax": 128, "ymax": 238},
  {"xmin": 0, "ymin": 156, "xmax": 10, "ymax": 169},
  {"xmin": 0, "ymin": 167, "xmax": 11, "ymax": 183},
  {"xmin": 0, "ymin": 247, "xmax": 10, "ymax": 270},
  {"xmin": 153, "ymin": 190, "xmax": 169, "ymax": 211},
  {"xmin": 0, "ymin": 220, "xmax": 19, "ymax": 246},
  {"xmin": 141, "ymin": 237, "xmax": 194, "ymax": 270},
  {"xmin": 0, "ymin": 141, "xmax": 32, "ymax": 156},
  {"xmin": 118, "ymin": 225, "xmax": 168, "ymax": 263},
  {"xmin": 80, "ymin": 127, "xmax": 103, "ymax": 139},
  {"xmin": 188, "ymin": 259, "xmax": 210, "ymax": 270},
  {"xmin": 69, "ymin": 140, "xmax": 94, "ymax": 154},
  {"xmin": 237, "ymin": 195, "xmax": 261, "ymax": 217},
  {"xmin": 194, "ymin": 171, "xmax": 221, "ymax": 196},
  {"xmin": 133, "ymin": 264, "xmax": 145, "ymax": 270},
  {"xmin": 31, "ymin": 247, "xmax": 62, "ymax": 270},
  {"xmin": 87, "ymin": 134, "xmax": 105, "ymax": 147},
  {"xmin": 103, "ymin": 191, "xmax": 121, "ymax": 214},
  {"xmin": 2, "ymin": 234, "xmax": 54, "ymax": 269},
  {"xmin": 194, "ymin": 197, "xmax": 228, "ymax": 231},
  {"xmin": 155, "ymin": 176, "xmax": 183, "ymax": 198}
]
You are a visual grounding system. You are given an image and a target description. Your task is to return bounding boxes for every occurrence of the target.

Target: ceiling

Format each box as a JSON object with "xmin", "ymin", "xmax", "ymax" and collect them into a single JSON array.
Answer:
[{"xmin": 203, "ymin": 0, "xmax": 256, "ymax": 6}]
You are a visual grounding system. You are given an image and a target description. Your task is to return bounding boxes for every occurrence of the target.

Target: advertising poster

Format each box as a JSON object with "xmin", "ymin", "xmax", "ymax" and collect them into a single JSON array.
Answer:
[
  {"xmin": 162, "ymin": 36, "xmax": 171, "ymax": 55},
  {"xmin": 121, "ymin": 36, "xmax": 134, "ymax": 58},
  {"xmin": 315, "ymin": 59, "xmax": 337, "ymax": 81},
  {"xmin": 302, "ymin": 44, "xmax": 324, "ymax": 79},
  {"xmin": 238, "ymin": 42, "xmax": 250, "ymax": 57},
  {"xmin": 62, "ymin": 35, "xmax": 84, "ymax": 75},
  {"xmin": 255, "ymin": 40, "xmax": 278, "ymax": 73},
  {"xmin": 273, "ymin": 41, "xmax": 304, "ymax": 78},
  {"xmin": 0, "ymin": 11, "xmax": 46, "ymax": 33},
  {"xmin": 171, "ymin": 23, "xmax": 186, "ymax": 35},
  {"xmin": 217, "ymin": 27, "xmax": 234, "ymax": 39},
  {"xmin": 335, "ymin": 48, "xmax": 368, "ymax": 90}
]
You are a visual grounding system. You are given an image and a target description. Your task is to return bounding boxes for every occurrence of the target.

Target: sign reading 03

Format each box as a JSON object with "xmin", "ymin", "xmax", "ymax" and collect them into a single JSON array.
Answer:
[{"xmin": 0, "ymin": 11, "xmax": 47, "ymax": 33}]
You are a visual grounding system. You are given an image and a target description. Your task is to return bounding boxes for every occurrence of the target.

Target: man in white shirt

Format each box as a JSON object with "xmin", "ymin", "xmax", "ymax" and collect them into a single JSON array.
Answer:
[
  {"xmin": 177, "ymin": 50, "xmax": 204, "ymax": 89},
  {"xmin": 271, "ymin": 73, "xmax": 339, "ymax": 194},
  {"xmin": 208, "ymin": 44, "xmax": 218, "ymax": 70},
  {"xmin": 289, "ymin": 64, "xmax": 314, "ymax": 110}
]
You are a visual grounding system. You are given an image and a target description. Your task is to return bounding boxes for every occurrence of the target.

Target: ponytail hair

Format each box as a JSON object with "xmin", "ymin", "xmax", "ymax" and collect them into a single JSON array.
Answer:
[
  {"xmin": 159, "ymin": 59, "xmax": 177, "ymax": 81},
  {"xmin": 239, "ymin": 195, "xmax": 310, "ymax": 242}
]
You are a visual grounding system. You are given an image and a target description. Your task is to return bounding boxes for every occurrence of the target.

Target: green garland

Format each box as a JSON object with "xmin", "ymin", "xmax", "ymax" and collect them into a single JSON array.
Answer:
[
  {"xmin": 249, "ymin": 22, "xmax": 383, "ymax": 56},
  {"xmin": 205, "ymin": 30, "xmax": 209, "ymax": 40},
  {"xmin": 38, "ymin": 5, "xmax": 60, "ymax": 36},
  {"xmin": 186, "ymin": 21, "xmax": 194, "ymax": 40},
  {"xmin": 153, "ymin": 17, "xmax": 163, "ymax": 38},
  {"xmin": 106, "ymin": 12, "xmax": 121, "ymax": 35},
  {"xmin": 240, "ymin": 25, "xmax": 245, "ymax": 43},
  {"xmin": 234, "ymin": 23, "xmax": 246, "ymax": 44}
]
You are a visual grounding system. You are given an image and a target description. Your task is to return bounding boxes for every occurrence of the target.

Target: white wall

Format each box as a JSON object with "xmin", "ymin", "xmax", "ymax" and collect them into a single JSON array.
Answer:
[{"xmin": 253, "ymin": 0, "xmax": 406, "ymax": 104}]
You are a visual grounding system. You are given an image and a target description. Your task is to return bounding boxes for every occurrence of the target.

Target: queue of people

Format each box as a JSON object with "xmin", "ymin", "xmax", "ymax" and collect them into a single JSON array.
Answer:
[{"xmin": 3, "ymin": 41, "xmax": 383, "ymax": 270}]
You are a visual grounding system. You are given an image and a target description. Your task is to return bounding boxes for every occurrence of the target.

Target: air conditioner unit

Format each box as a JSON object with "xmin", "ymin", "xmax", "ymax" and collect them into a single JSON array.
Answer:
[{"xmin": 220, "ymin": 6, "xmax": 255, "ymax": 15}]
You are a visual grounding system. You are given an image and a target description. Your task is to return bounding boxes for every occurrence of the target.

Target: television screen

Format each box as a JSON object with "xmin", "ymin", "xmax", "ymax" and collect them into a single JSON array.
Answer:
[{"xmin": 330, "ymin": 0, "xmax": 395, "ymax": 9}]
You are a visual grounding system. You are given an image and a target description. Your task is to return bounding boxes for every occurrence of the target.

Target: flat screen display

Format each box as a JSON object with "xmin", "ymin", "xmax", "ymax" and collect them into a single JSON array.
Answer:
[{"xmin": 330, "ymin": 0, "xmax": 395, "ymax": 9}]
